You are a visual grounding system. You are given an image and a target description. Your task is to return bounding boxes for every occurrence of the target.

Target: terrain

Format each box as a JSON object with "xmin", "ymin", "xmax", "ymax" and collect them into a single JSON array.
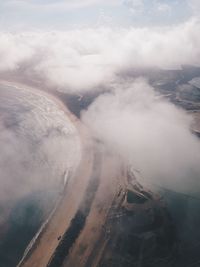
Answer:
[{"xmin": 1, "ymin": 65, "xmax": 200, "ymax": 266}]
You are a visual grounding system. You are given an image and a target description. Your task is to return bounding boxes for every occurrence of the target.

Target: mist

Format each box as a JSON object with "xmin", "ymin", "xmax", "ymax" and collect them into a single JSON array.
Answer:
[
  {"xmin": 0, "ymin": 84, "xmax": 81, "ymax": 210},
  {"xmin": 0, "ymin": 18, "xmax": 200, "ymax": 92},
  {"xmin": 1, "ymin": 17, "xmax": 200, "ymax": 197},
  {"xmin": 82, "ymin": 79, "xmax": 200, "ymax": 193}
]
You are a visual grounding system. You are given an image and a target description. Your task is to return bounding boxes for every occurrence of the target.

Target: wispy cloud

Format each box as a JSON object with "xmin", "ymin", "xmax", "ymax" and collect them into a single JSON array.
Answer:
[
  {"xmin": 3, "ymin": 0, "xmax": 121, "ymax": 10},
  {"xmin": 0, "ymin": 0, "xmax": 197, "ymax": 30},
  {"xmin": 123, "ymin": 0, "xmax": 144, "ymax": 14},
  {"xmin": 156, "ymin": 2, "xmax": 171, "ymax": 13},
  {"xmin": 0, "ymin": 19, "xmax": 200, "ymax": 90},
  {"xmin": 188, "ymin": 0, "xmax": 200, "ymax": 14}
]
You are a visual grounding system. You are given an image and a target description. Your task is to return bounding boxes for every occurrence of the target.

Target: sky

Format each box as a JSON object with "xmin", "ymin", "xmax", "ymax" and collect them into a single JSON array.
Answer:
[{"xmin": 0, "ymin": 0, "xmax": 199, "ymax": 30}]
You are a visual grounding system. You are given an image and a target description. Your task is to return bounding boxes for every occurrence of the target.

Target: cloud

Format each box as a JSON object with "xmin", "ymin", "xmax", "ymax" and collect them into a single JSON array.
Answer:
[
  {"xmin": 82, "ymin": 79, "xmax": 200, "ymax": 193},
  {"xmin": 0, "ymin": 33, "xmax": 35, "ymax": 71},
  {"xmin": 123, "ymin": 0, "xmax": 172, "ymax": 16},
  {"xmin": 123, "ymin": 0, "xmax": 144, "ymax": 14},
  {"xmin": 188, "ymin": 0, "xmax": 200, "ymax": 14},
  {"xmin": 0, "ymin": 19, "xmax": 200, "ymax": 92},
  {"xmin": 0, "ymin": 84, "xmax": 81, "ymax": 206},
  {"xmin": 3, "ymin": 0, "xmax": 121, "ymax": 10},
  {"xmin": 1, "ymin": 17, "xmax": 200, "ymax": 195}
]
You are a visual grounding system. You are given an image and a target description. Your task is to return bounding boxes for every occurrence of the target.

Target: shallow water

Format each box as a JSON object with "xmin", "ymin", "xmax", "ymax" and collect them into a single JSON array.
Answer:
[{"xmin": 0, "ymin": 83, "xmax": 81, "ymax": 267}]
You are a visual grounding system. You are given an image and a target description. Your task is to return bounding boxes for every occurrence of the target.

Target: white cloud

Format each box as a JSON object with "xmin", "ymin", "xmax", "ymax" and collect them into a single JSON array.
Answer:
[
  {"xmin": 123, "ymin": 0, "xmax": 172, "ymax": 16},
  {"xmin": 0, "ymin": 19, "xmax": 200, "ymax": 91},
  {"xmin": 123, "ymin": 0, "xmax": 144, "ymax": 14},
  {"xmin": 82, "ymin": 79, "xmax": 200, "ymax": 192},
  {"xmin": 0, "ymin": 15, "xmax": 200, "ymax": 195}
]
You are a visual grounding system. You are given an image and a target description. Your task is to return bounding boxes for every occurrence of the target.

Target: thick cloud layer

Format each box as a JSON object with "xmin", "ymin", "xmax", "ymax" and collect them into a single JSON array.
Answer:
[
  {"xmin": 0, "ymin": 18, "xmax": 200, "ymax": 92},
  {"xmin": 82, "ymin": 79, "xmax": 200, "ymax": 193}
]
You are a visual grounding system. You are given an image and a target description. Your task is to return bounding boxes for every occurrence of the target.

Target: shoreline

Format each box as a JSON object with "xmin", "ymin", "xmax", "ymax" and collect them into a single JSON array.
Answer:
[{"xmin": 0, "ymin": 80, "xmax": 86, "ymax": 267}]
